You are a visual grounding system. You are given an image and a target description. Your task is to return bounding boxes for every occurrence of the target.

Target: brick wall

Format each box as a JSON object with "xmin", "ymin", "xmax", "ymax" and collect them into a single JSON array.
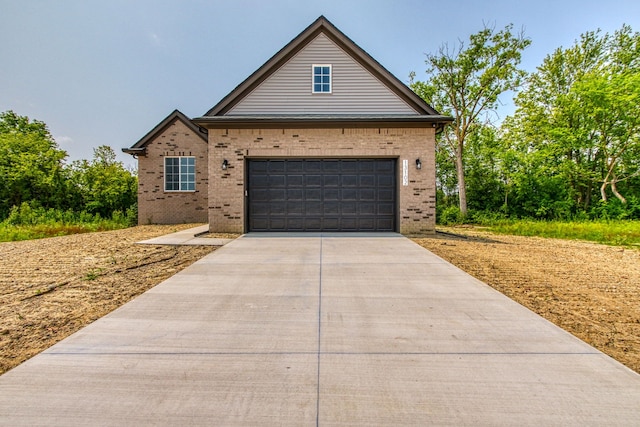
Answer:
[
  {"xmin": 137, "ymin": 119, "xmax": 208, "ymax": 224},
  {"xmin": 208, "ymin": 126, "xmax": 436, "ymax": 234}
]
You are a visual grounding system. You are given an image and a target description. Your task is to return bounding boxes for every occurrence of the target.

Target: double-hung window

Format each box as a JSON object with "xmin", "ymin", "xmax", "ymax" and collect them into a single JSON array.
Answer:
[
  {"xmin": 165, "ymin": 156, "xmax": 195, "ymax": 191},
  {"xmin": 312, "ymin": 64, "xmax": 332, "ymax": 93}
]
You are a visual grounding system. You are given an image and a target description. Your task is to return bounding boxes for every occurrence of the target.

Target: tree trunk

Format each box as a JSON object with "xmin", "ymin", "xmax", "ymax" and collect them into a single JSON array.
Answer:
[
  {"xmin": 455, "ymin": 144, "xmax": 468, "ymax": 216},
  {"xmin": 600, "ymin": 181, "xmax": 608, "ymax": 202},
  {"xmin": 611, "ymin": 177, "xmax": 627, "ymax": 204}
]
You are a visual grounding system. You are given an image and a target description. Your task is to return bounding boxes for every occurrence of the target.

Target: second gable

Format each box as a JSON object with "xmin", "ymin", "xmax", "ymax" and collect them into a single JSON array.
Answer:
[{"xmin": 226, "ymin": 33, "xmax": 419, "ymax": 116}]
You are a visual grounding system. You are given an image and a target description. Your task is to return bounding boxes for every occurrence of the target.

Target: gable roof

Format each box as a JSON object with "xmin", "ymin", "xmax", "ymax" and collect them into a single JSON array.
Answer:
[
  {"xmin": 195, "ymin": 16, "xmax": 451, "ymax": 127},
  {"xmin": 123, "ymin": 109, "xmax": 207, "ymax": 156}
]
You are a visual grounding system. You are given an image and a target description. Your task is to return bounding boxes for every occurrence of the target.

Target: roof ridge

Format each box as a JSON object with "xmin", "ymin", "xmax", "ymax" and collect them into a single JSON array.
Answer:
[{"xmin": 202, "ymin": 16, "xmax": 440, "ymax": 117}]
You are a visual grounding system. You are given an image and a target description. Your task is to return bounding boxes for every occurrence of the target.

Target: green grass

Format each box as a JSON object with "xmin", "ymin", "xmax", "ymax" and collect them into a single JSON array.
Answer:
[
  {"xmin": 0, "ymin": 203, "xmax": 134, "ymax": 242},
  {"xmin": 483, "ymin": 220, "xmax": 640, "ymax": 247},
  {"xmin": 0, "ymin": 222, "xmax": 130, "ymax": 242}
]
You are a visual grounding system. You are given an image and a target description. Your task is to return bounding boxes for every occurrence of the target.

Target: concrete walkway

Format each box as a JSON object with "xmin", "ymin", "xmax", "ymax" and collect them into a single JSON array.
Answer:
[
  {"xmin": 137, "ymin": 224, "xmax": 234, "ymax": 246},
  {"xmin": 1, "ymin": 233, "xmax": 639, "ymax": 425}
]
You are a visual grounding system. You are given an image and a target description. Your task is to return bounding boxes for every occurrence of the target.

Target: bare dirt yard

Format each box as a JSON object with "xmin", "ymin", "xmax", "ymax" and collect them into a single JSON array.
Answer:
[
  {"xmin": 414, "ymin": 227, "xmax": 640, "ymax": 374},
  {"xmin": 1, "ymin": 225, "xmax": 639, "ymax": 376},
  {"xmin": 0, "ymin": 224, "xmax": 220, "ymax": 374}
]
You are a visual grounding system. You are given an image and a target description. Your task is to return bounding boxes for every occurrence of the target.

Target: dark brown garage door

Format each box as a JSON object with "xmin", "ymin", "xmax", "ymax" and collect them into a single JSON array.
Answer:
[{"xmin": 248, "ymin": 159, "xmax": 396, "ymax": 232}]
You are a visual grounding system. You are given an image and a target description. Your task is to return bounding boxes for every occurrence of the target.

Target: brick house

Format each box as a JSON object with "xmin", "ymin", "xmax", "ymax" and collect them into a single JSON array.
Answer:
[{"xmin": 124, "ymin": 16, "xmax": 451, "ymax": 234}]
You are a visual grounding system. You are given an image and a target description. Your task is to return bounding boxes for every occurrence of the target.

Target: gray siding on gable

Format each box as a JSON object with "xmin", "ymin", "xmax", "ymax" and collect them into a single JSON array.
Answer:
[{"xmin": 227, "ymin": 33, "xmax": 419, "ymax": 115}]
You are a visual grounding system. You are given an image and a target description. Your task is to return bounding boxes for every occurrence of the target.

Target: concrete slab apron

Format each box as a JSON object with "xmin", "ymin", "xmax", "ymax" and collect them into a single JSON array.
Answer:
[{"xmin": 1, "ymin": 234, "xmax": 640, "ymax": 426}]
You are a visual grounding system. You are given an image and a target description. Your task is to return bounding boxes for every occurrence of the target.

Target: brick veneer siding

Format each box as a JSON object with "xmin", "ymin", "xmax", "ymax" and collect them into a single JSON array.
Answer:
[
  {"xmin": 208, "ymin": 126, "xmax": 436, "ymax": 234},
  {"xmin": 137, "ymin": 119, "xmax": 208, "ymax": 224}
]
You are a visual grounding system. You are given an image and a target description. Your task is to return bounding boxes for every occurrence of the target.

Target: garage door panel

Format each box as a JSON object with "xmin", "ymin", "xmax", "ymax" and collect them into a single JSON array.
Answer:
[
  {"xmin": 359, "ymin": 189, "xmax": 376, "ymax": 201},
  {"xmin": 251, "ymin": 202, "xmax": 270, "ymax": 216},
  {"xmin": 360, "ymin": 202, "xmax": 376, "ymax": 216},
  {"xmin": 287, "ymin": 175, "xmax": 304, "ymax": 187},
  {"xmin": 286, "ymin": 218, "xmax": 305, "ymax": 230},
  {"xmin": 306, "ymin": 202, "xmax": 323, "ymax": 215},
  {"xmin": 342, "ymin": 175, "xmax": 358, "ymax": 187},
  {"xmin": 286, "ymin": 161, "xmax": 304, "ymax": 173},
  {"xmin": 377, "ymin": 218, "xmax": 395, "ymax": 230},
  {"xmin": 323, "ymin": 202, "xmax": 340, "ymax": 215},
  {"xmin": 305, "ymin": 161, "xmax": 323, "ymax": 173},
  {"xmin": 378, "ymin": 202, "xmax": 395, "ymax": 215},
  {"xmin": 251, "ymin": 174, "xmax": 269, "ymax": 187},
  {"xmin": 359, "ymin": 161, "xmax": 375, "ymax": 172},
  {"xmin": 248, "ymin": 159, "xmax": 396, "ymax": 232},
  {"xmin": 342, "ymin": 201, "xmax": 357, "ymax": 215},
  {"xmin": 376, "ymin": 161, "xmax": 394, "ymax": 172},
  {"xmin": 324, "ymin": 188, "xmax": 340, "ymax": 201},
  {"xmin": 251, "ymin": 189, "xmax": 269, "ymax": 202},
  {"xmin": 379, "ymin": 189, "xmax": 394, "ymax": 202},
  {"xmin": 269, "ymin": 175, "xmax": 286, "ymax": 187},
  {"xmin": 287, "ymin": 201, "xmax": 304, "ymax": 215},
  {"xmin": 287, "ymin": 189, "xmax": 304, "ymax": 201},
  {"xmin": 270, "ymin": 218, "xmax": 286, "ymax": 230},
  {"xmin": 270, "ymin": 203, "xmax": 287, "ymax": 215},
  {"xmin": 378, "ymin": 175, "xmax": 394, "ymax": 187},
  {"xmin": 342, "ymin": 189, "xmax": 358, "ymax": 201},
  {"xmin": 306, "ymin": 175, "xmax": 322, "ymax": 187},
  {"xmin": 305, "ymin": 217, "xmax": 322, "ymax": 230},
  {"xmin": 251, "ymin": 217, "xmax": 269, "ymax": 230},
  {"xmin": 340, "ymin": 218, "xmax": 358, "ymax": 229},
  {"xmin": 322, "ymin": 218, "xmax": 340, "ymax": 230},
  {"xmin": 341, "ymin": 161, "xmax": 358, "ymax": 173},
  {"xmin": 305, "ymin": 189, "xmax": 322, "ymax": 201},
  {"xmin": 323, "ymin": 161, "xmax": 341, "ymax": 173},
  {"xmin": 324, "ymin": 175, "xmax": 340, "ymax": 187},
  {"xmin": 267, "ymin": 161, "xmax": 286, "ymax": 173},
  {"xmin": 360, "ymin": 175, "xmax": 376, "ymax": 186},
  {"xmin": 268, "ymin": 189, "xmax": 286, "ymax": 201},
  {"xmin": 358, "ymin": 217, "xmax": 376, "ymax": 230}
]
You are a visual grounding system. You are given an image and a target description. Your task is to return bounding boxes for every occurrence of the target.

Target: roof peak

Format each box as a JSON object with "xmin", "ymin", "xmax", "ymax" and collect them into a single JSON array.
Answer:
[
  {"xmin": 203, "ymin": 16, "xmax": 442, "ymax": 117},
  {"xmin": 123, "ymin": 109, "xmax": 207, "ymax": 155}
]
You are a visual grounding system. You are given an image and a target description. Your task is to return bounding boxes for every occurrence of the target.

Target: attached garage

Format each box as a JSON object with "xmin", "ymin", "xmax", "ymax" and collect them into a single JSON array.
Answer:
[
  {"xmin": 180, "ymin": 17, "xmax": 452, "ymax": 234},
  {"xmin": 247, "ymin": 159, "xmax": 396, "ymax": 232}
]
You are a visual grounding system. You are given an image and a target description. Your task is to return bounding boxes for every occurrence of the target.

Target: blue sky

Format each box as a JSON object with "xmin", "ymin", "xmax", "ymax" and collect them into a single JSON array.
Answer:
[{"xmin": 2, "ymin": 0, "xmax": 640, "ymax": 168}]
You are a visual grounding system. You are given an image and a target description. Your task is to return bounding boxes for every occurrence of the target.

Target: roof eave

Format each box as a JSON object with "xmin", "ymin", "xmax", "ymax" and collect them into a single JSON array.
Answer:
[
  {"xmin": 193, "ymin": 115, "xmax": 453, "ymax": 129},
  {"xmin": 122, "ymin": 147, "xmax": 147, "ymax": 157}
]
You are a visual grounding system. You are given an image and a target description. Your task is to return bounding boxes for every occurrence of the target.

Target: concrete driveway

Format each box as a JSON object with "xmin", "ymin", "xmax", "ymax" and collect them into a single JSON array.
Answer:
[{"xmin": 1, "ymin": 233, "xmax": 639, "ymax": 425}]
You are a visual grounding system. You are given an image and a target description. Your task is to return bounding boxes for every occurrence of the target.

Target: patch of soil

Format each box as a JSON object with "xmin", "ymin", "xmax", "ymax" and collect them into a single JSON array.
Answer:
[
  {"xmin": 0, "ymin": 225, "xmax": 219, "ymax": 374},
  {"xmin": 413, "ymin": 227, "xmax": 640, "ymax": 374}
]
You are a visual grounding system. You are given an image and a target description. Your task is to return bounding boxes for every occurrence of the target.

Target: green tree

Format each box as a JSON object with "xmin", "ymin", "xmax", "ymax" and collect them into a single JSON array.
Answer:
[
  {"xmin": 504, "ymin": 25, "xmax": 640, "ymax": 213},
  {"xmin": 464, "ymin": 125, "xmax": 508, "ymax": 213},
  {"xmin": 411, "ymin": 24, "xmax": 531, "ymax": 216},
  {"xmin": 69, "ymin": 146, "xmax": 137, "ymax": 217},
  {"xmin": 0, "ymin": 111, "xmax": 69, "ymax": 218}
]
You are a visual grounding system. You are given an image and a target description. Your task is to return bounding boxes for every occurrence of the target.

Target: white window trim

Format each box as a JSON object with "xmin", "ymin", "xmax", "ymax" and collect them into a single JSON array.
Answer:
[
  {"xmin": 164, "ymin": 156, "xmax": 196, "ymax": 192},
  {"xmin": 311, "ymin": 64, "xmax": 332, "ymax": 94}
]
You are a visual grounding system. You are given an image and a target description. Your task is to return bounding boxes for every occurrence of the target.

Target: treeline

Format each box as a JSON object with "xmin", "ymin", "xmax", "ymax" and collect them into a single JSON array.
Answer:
[
  {"xmin": 412, "ymin": 24, "xmax": 640, "ymax": 223},
  {"xmin": 0, "ymin": 111, "xmax": 137, "ymax": 224}
]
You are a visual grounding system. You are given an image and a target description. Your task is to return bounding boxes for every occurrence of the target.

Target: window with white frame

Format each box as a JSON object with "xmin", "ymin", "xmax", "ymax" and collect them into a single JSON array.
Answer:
[
  {"xmin": 312, "ymin": 64, "xmax": 332, "ymax": 93},
  {"xmin": 165, "ymin": 156, "xmax": 195, "ymax": 191}
]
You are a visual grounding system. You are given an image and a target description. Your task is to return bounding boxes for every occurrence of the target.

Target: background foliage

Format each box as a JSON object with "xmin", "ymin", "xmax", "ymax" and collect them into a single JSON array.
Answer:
[
  {"xmin": 0, "ymin": 111, "xmax": 137, "ymax": 239},
  {"xmin": 412, "ymin": 24, "xmax": 640, "ymax": 224}
]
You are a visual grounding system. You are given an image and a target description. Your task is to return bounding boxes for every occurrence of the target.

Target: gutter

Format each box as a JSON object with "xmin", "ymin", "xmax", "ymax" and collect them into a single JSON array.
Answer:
[{"xmin": 193, "ymin": 115, "xmax": 454, "ymax": 129}]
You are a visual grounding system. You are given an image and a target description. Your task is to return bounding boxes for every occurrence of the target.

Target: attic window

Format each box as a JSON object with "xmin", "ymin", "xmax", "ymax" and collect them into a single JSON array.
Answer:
[{"xmin": 312, "ymin": 64, "xmax": 332, "ymax": 93}]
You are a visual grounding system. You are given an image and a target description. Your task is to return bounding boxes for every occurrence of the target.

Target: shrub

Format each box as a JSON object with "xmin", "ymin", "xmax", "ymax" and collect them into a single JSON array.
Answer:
[{"xmin": 438, "ymin": 206, "xmax": 464, "ymax": 225}]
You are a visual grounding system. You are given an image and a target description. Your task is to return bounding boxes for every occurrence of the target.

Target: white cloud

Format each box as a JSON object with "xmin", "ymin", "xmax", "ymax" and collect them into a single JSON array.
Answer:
[
  {"xmin": 148, "ymin": 32, "xmax": 161, "ymax": 46},
  {"xmin": 53, "ymin": 136, "xmax": 73, "ymax": 144},
  {"xmin": 54, "ymin": 135, "xmax": 74, "ymax": 145}
]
